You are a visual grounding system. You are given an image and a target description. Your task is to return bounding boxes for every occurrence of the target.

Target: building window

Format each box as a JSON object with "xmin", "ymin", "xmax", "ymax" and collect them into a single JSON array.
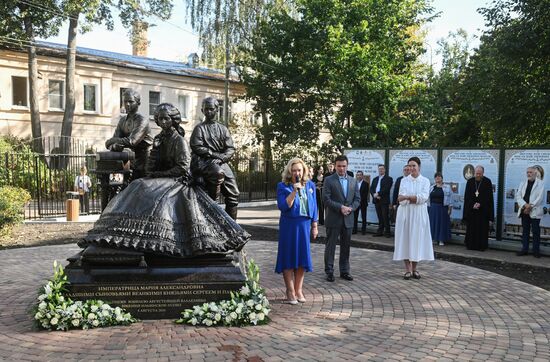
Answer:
[
  {"xmin": 178, "ymin": 95, "xmax": 190, "ymax": 121},
  {"xmin": 149, "ymin": 91, "xmax": 160, "ymax": 115},
  {"xmin": 48, "ymin": 80, "xmax": 64, "ymax": 109},
  {"xmin": 12, "ymin": 76, "xmax": 28, "ymax": 107},
  {"xmin": 83, "ymin": 84, "xmax": 97, "ymax": 112},
  {"xmin": 119, "ymin": 87, "xmax": 129, "ymax": 110}
]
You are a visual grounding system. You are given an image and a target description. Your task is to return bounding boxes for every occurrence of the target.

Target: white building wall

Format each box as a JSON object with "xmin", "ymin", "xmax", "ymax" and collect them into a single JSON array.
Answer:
[{"xmin": 0, "ymin": 49, "xmax": 249, "ymax": 152}]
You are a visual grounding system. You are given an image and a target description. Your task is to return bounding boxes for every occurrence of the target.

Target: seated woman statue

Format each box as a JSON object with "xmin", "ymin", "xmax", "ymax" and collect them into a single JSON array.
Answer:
[{"xmin": 79, "ymin": 103, "xmax": 249, "ymax": 260}]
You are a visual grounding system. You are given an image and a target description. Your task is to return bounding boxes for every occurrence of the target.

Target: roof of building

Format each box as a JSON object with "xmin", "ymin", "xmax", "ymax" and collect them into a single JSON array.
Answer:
[{"xmin": 4, "ymin": 41, "xmax": 237, "ymax": 83}]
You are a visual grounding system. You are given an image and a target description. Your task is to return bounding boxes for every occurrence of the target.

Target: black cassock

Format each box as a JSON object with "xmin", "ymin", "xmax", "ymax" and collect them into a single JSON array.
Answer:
[{"xmin": 462, "ymin": 176, "xmax": 494, "ymax": 251}]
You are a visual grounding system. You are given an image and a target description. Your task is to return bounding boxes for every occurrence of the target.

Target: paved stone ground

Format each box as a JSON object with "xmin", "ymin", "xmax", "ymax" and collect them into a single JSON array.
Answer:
[{"xmin": 1, "ymin": 241, "xmax": 549, "ymax": 361}]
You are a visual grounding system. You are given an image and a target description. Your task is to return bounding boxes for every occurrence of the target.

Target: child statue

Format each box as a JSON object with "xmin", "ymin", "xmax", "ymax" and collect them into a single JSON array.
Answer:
[{"xmin": 189, "ymin": 97, "xmax": 240, "ymax": 220}]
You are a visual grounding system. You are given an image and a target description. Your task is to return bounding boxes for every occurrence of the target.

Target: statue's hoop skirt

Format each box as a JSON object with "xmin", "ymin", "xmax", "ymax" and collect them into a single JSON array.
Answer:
[{"xmin": 79, "ymin": 177, "xmax": 250, "ymax": 257}]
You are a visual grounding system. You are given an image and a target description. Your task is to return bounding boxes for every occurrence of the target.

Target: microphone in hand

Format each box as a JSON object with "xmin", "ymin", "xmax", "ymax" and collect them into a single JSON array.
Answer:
[{"xmin": 295, "ymin": 175, "xmax": 302, "ymax": 191}]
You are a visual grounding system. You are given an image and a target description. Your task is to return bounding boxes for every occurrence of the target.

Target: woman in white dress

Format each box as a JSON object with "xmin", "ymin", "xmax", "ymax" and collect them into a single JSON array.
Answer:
[{"xmin": 394, "ymin": 156, "xmax": 434, "ymax": 279}]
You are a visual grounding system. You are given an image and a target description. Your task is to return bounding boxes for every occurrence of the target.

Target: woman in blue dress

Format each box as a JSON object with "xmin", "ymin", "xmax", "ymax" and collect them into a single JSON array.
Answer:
[
  {"xmin": 428, "ymin": 172, "xmax": 453, "ymax": 246},
  {"xmin": 276, "ymin": 158, "xmax": 318, "ymax": 304}
]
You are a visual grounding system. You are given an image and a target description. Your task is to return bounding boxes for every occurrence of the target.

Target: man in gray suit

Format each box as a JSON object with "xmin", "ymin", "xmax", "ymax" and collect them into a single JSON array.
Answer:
[{"xmin": 323, "ymin": 155, "xmax": 361, "ymax": 282}]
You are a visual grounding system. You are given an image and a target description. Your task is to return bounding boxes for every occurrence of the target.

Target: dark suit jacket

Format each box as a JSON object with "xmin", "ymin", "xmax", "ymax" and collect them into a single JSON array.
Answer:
[
  {"xmin": 392, "ymin": 176, "xmax": 404, "ymax": 206},
  {"xmin": 322, "ymin": 173, "xmax": 361, "ymax": 229},
  {"xmin": 358, "ymin": 180, "xmax": 369, "ymax": 206},
  {"xmin": 370, "ymin": 175, "xmax": 393, "ymax": 205}
]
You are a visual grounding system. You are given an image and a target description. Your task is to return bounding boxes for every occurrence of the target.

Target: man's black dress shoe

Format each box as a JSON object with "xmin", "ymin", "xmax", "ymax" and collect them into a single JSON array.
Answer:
[
  {"xmin": 373, "ymin": 233, "xmax": 383, "ymax": 237},
  {"xmin": 340, "ymin": 273, "xmax": 354, "ymax": 281},
  {"xmin": 533, "ymin": 253, "xmax": 541, "ymax": 258},
  {"xmin": 516, "ymin": 251, "xmax": 528, "ymax": 256},
  {"xmin": 361, "ymin": 230, "xmax": 366, "ymax": 235},
  {"xmin": 326, "ymin": 274, "xmax": 335, "ymax": 282},
  {"xmin": 384, "ymin": 234, "xmax": 392, "ymax": 238}
]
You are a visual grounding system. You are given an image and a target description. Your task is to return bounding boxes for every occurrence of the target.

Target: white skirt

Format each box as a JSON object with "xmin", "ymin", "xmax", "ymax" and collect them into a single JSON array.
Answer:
[{"xmin": 393, "ymin": 203, "xmax": 434, "ymax": 262}]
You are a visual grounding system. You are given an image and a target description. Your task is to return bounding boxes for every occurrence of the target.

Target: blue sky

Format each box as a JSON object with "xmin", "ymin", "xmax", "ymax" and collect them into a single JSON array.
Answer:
[{"xmin": 40, "ymin": 0, "xmax": 491, "ymax": 69}]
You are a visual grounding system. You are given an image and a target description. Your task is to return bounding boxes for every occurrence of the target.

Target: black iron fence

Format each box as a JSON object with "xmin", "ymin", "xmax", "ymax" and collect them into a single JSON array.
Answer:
[{"xmin": 1, "ymin": 150, "xmax": 280, "ymax": 220}]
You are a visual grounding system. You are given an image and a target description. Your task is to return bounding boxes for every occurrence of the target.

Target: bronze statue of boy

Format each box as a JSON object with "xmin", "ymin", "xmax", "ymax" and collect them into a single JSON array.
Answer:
[
  {"xmin": 105, "ymin": 89, "xmax": 153, "ymax": 180},
  {"xmin": 190, "ymin": 97, "xmax": 239, "ymax": 220}
]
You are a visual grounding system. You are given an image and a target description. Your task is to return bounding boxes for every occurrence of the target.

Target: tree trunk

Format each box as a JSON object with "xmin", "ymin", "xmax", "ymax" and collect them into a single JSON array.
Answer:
[
  {"xmin": 223, "ymin": 3, "xmax": 235, "ymax": 126},
  {"xmin": 260, "ymin": 109, "xmax": 272, "ymax": 168},
  {"xmin": 23, "ymin": 15, "xmax": 44, "ymax": 154},
  {"xmin": 60, "ymin": 14, "xmax": 79, "ymax": 154}
]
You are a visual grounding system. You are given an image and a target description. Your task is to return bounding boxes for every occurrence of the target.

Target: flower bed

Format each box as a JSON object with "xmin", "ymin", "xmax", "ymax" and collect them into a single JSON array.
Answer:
[
  {"xmin": 34, "ymin": 261, "xmax": 137, "ymax": 331},
  {"xmin": 176, "ymin": 259, "xmax": 271, "ymax": 326}
]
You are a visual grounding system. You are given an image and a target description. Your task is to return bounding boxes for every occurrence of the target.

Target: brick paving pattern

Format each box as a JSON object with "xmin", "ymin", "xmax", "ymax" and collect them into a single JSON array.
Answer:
[{"xmin": 1, "ymin": 241, "xmax": 549, "ymax": 361}]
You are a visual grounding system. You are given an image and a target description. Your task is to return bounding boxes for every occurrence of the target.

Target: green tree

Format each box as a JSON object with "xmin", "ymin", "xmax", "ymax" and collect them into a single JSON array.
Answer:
[
  {"xmin": 183, "ymin": 0, "xmax": 284, "ymax": 67},
  {"xmin": 0, "ymin": 0, "xmax": 63, "ymax": 154},
  {"xmin": 183, "ymin": 0, "xmax": 284, "ymax": 143},
  {"xmin": 239, "ymin": 0, "xmax": 431, "ymax": 153},
  {"xmin": 393, "ymin": 29, "xmax": 473, "ymax": 147},
  {"xmin": 457, "ymin": 0, "xmax": 549, "ymax": 146}
]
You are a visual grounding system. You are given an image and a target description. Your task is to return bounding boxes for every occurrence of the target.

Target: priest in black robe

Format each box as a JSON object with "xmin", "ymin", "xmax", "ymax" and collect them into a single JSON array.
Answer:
[{"xmin": 462, "ymin": 165, "xmax": 494, "ymax": 251}]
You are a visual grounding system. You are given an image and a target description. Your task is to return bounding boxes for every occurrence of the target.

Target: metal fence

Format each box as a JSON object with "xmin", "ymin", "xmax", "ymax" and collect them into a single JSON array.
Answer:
[{"xmin": 0, "ymin": 150, "xmax": 280, "ymax": 220}]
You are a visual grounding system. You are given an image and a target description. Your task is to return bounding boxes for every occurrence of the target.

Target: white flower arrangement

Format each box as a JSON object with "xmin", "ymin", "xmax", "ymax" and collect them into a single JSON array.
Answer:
[
  {"xmin": 34, "ymin": 261, "xmax": 137, "ymax": 331},
  {"xmin": 176, "ymin": 259, "xmax": 271, "ymax": 327}
]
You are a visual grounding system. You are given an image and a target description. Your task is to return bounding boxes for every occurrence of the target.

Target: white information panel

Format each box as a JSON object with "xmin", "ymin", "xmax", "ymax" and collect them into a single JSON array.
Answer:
[
  {"xmin": 503, "ymin": 149, "xmax": 550, "ymax": 239},
  {"xmin": 441, "ymin": 149, "xmax": 499, "ymax": 233},
  {"xmin": 345, "ymin": 149, "xmax": 385, "ymax": 224},
  {"xmin": 389, "ymin": 150, "xmax": 438, "ymax": 204}
]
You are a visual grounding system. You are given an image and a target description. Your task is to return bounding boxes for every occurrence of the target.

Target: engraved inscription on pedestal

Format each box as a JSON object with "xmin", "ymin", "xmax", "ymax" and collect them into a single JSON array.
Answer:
[
  {"xmin": 65, "ymin": 254, "xmax": 246, "ymax": 319},
  {"xmin": 67, "ymin": 281, "xmax": 241, "ymax": 319}
]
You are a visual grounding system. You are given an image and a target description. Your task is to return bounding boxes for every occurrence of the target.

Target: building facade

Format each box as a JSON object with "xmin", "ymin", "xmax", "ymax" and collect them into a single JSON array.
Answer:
[{"xmin": 0, "ymin": 42, "xmax": 252, "ymax": 152}]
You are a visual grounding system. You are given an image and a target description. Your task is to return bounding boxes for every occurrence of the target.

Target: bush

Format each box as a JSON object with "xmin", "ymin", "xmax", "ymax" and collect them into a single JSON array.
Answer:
[
  {"xmin": 0, "ymin": 135, "xmax": 51, "ymax": 198},
  {"xmin": 0, "ymin": 186, "xmax": 31, "ymax": 236}
]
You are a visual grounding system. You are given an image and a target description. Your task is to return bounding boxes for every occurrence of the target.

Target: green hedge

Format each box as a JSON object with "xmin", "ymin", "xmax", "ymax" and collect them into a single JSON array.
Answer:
[{"xmin": 0, "ymin": 186, "xmax": 31, "ymax": 236}]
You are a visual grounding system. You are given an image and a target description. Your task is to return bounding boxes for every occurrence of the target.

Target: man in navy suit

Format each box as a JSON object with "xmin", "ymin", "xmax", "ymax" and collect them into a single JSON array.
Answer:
[
  {"xmin": 370, "ymin": 164, "xmax": 393, "ymax": 237},
  {"xmin": 353, "ymin": 171, "xmax": 369, "ymax": 235},
  {"xmin": 323, "ymin": 155, "xmax": 360, "ymax": 282}
]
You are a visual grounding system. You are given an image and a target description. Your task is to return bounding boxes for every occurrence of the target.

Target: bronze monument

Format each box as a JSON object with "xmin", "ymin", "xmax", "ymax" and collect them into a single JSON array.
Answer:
[{"xmin": 66, "ymin": 101, "xmax": 249, "ymax": 319}]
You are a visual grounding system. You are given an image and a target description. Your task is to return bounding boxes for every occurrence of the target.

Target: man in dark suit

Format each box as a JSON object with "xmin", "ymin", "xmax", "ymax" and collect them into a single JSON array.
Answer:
[
  {"xmin": 324, "ymin": 163, "xmax": 335, "ymax": 179},
  {"xmin": 392, "ymin": 164, "xmax": 410, "ymax": 223},
  {"xmin": 370, "ymin": 164, "xmax": 393, "ymax": 237},
  {"xmin": 353, "ymin": 171, "xmax": 369, "ymax": 235},
  {"xmin": 323, "ymin": 155, "xmax": 361, "ymax": 282}
]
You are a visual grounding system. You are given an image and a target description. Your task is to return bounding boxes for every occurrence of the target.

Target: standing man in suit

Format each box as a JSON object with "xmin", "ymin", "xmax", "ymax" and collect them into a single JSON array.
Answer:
[
  {"xmin": 353, "ymin": 171, "xmax": 369, "ymax": 235},
  {"xmin": 392, "ymin": 164, "xmax": 410, "ymax": 223},
  {"xmin": 370, "ymin": 164, "xmax": 393, "ymax": 237},
  {"xmin": 323, "ymin": 155, "xmax": 361, "ymax": 282}
]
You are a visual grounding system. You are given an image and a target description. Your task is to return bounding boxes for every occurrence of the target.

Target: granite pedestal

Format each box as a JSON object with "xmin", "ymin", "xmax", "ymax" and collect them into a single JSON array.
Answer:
[{"xmin": 65, "ymin": 253, "xmax": 246, "ymax": 319}]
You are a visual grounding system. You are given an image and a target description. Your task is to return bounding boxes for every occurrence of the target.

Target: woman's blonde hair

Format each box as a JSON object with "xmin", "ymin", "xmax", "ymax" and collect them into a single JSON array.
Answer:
[{"xmin": 281, "ymin": 158, "xmax": 310, "ymax": 184}]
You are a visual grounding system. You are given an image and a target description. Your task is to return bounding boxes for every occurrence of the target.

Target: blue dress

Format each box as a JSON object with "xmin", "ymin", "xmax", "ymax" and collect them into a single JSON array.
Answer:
[
  {"xmin": 428, "ymin": 186, "xmax": 451, "ymax": 242},
  {"xmin": 275, "ymin": 180, "xmax": 318, "ymax": 273}
]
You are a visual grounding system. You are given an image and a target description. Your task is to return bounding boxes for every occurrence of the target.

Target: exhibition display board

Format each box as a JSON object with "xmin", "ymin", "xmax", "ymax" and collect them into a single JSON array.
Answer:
[
  {"xmin": 503, "ymin": 149, "xmax": 550, "ymax": 240},
  {"xmin": 341, "ymin": 147, "xmax": 547, "ymax": 244},
  {"xmin": 441, "ymin": 149, "xmax": 500, "ymax": 235}
]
